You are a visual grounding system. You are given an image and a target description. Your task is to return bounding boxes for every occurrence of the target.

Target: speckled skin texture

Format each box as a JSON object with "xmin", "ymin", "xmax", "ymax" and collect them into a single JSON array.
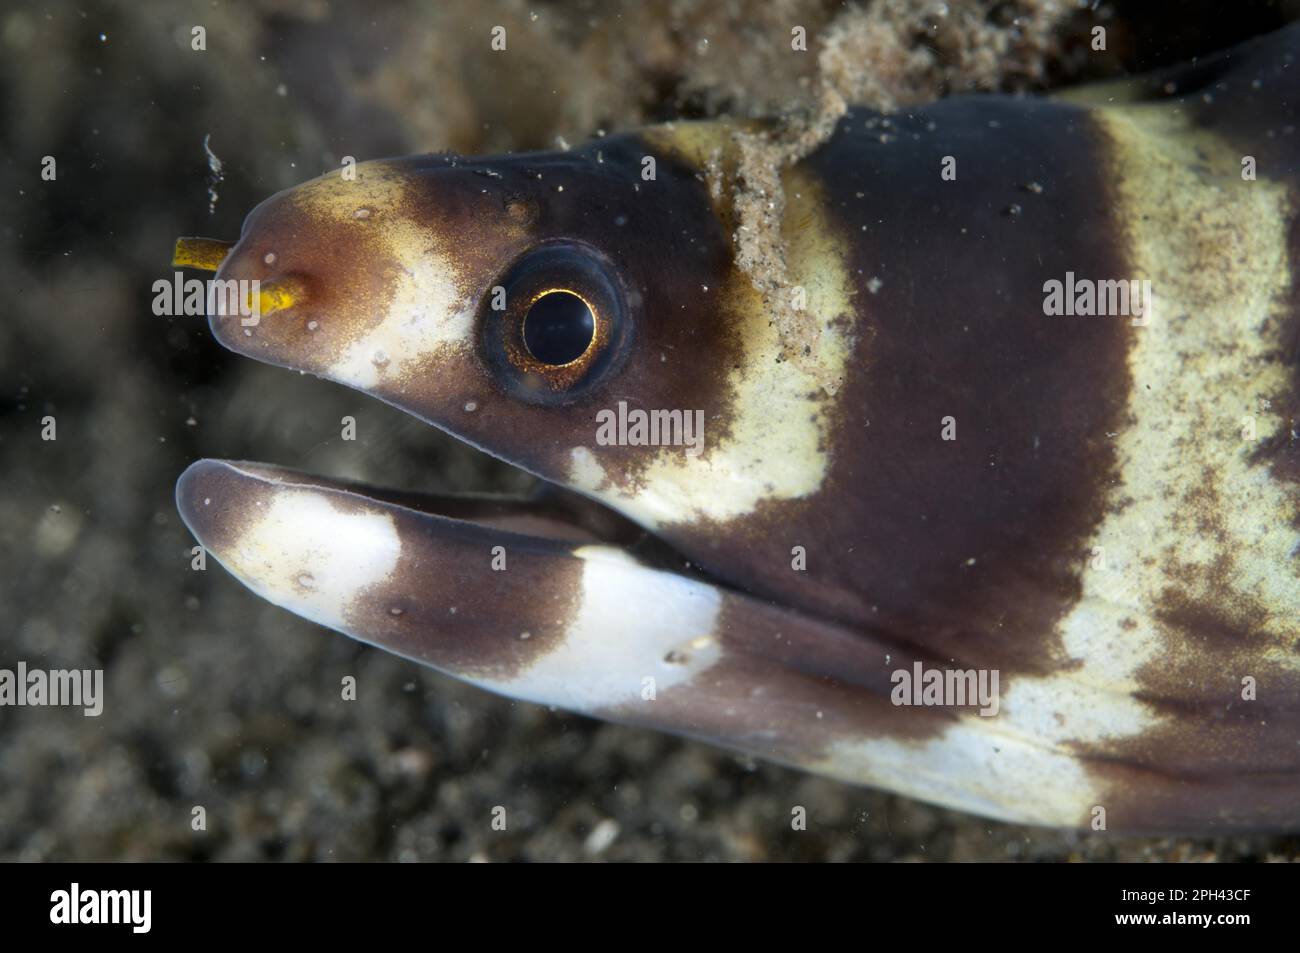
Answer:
[{"xmin": 4, "ymin": 0, "xmax": 1300, "ymax": 860}]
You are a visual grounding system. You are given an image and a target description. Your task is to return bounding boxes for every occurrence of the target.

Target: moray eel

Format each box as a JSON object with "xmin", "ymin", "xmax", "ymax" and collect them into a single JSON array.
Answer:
[{"xmin": 174, "ymin": 25, "xmax": 1300, "ymax": 831}]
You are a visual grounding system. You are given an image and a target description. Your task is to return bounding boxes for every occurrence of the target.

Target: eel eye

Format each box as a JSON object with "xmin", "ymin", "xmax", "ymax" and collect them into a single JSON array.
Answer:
[
  {"xmin": 523, "ymin": 290, "xmax": 595, "ymax": 366},
  {"xmin": 482, "ymin": 242, "xmax": 630, "ymax": 403}
]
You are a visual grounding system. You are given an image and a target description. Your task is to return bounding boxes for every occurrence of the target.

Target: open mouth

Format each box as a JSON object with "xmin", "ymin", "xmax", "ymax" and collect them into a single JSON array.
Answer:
[
  {"xmin": 171, "ymin": 442, "xmax": 741, "ymax": 735},
  {"xmin": 173, "ymin": 408, "xmax": 750, "ymax": 739},
  {"xmin": 176, "ymin": 457, "xmax": 694, "ymax": 577},
  {"xmin": 169, "ymin": 235, "xmax": 710, "ymax": 608}
]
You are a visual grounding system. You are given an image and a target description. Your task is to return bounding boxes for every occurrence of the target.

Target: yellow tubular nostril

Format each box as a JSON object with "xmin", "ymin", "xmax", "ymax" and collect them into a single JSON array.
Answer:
[
  {"xmin": 172, "ymin": 237, "xmax": 234, "ymax": 271},
  {"xmin": 247, "ymin": 276, "xmax": 303, "ymax": 317}
]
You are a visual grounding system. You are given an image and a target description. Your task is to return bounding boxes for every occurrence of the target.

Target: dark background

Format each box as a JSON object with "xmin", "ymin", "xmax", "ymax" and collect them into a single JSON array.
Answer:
[{"xmin": 2, "ymin": 0, "xmax": 1298, "ymax": 861}]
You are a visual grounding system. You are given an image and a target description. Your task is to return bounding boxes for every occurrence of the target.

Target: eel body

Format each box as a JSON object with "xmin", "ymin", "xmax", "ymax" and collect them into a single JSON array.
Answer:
[{"xmin": 176, "ymin": 25, "xmax": 1300, "ymax": 831}]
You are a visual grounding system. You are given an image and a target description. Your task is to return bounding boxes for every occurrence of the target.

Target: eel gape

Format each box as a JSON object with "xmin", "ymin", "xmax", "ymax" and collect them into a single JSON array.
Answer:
[{"xmin": 173, "ymin": 24, "xmax": 1300, "ymax": 831}]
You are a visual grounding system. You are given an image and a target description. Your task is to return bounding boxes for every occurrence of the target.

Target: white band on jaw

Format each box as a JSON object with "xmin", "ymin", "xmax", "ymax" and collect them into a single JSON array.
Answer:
[{"xmin": 466, "ymin": 544, "xmax": 724, "ymax": 710}]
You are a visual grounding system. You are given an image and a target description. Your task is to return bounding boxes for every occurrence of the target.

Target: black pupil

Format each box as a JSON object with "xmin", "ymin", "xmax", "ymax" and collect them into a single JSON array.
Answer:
[{"xmin": 523, "ymin": 291, "xmax": 594, "ymax": 365}]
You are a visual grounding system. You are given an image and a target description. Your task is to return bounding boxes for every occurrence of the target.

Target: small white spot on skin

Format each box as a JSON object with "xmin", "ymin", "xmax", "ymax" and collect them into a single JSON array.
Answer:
[
  {"xmin": 463, "ymin": 401, "xmax": 478, "ymax": 413},
  {"xmin": 263, "ymin": 252, "xmax": 277, "ymax": 266},
  {"xmin": 568, "ymin": 446, "xmax": 608, "ymax": 491}
]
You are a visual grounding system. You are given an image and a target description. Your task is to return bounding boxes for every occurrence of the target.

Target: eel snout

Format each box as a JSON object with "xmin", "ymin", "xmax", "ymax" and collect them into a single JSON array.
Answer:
[
  {"xmin": 190, "ymin": 156, "xmax": 537, "ymax": 406},
  {"xmin": 198, "ymin": 191, "xmax": 349, "ymax": 372}
]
